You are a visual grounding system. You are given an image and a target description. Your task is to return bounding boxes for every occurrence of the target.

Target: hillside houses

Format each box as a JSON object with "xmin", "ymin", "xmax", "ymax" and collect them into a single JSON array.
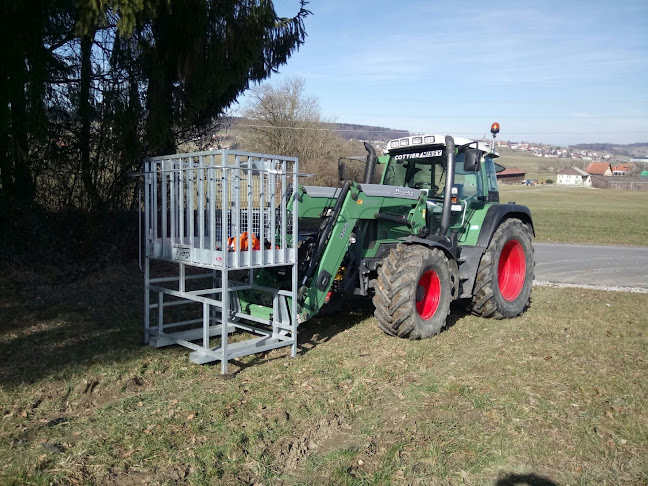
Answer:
[
  {"xmin": 557, "ymin": 162, "xmax": 648, "ymax": 191},
  {"xmin": 503, "ymin": 141, "xmax": 626, "ymax": 163}
]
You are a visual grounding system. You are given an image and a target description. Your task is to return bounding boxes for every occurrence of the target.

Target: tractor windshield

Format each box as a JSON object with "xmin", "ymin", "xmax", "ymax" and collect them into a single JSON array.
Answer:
[
  {"xmin": 383, "ymin": 151, "xmax": 482, "ymax": 200},
  {"xmin": 383, "ymin": 153, "xmax": 447, "ymax": 195}
]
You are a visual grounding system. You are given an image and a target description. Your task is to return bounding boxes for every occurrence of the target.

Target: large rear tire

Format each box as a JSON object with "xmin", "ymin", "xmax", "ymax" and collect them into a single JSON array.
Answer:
[
  {"xmin": 373, "ymin": 245, "xmax": 452, "ymax": 339},
  {"xmin": 469, "ymin": 219, "xmax": 534, "ymax": 318}
]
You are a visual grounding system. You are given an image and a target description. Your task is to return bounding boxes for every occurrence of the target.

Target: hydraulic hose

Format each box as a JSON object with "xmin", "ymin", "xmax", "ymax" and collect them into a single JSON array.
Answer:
[
  {"xmin": 439, "ymin": 136, "xmax": 455, "ymax": 235},
  {"xmin": 302, "ymin": 181, "xmax": 352, "ymax": 284}
]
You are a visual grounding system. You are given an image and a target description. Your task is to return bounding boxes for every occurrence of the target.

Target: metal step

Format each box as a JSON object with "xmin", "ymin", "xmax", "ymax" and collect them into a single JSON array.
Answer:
[
  {"xmin": 148, "ymin": 324, "xmax": 234, "ymax": 348},
  {"xmin": 189, "ymin": 335, "xmax": 294, "ymax": 364}
]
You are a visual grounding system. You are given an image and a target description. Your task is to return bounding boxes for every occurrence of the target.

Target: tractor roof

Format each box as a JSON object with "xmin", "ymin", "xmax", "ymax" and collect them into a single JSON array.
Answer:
[{"xmin": 384, "ymin": 134, "xmax": 494, "ymax": 155}]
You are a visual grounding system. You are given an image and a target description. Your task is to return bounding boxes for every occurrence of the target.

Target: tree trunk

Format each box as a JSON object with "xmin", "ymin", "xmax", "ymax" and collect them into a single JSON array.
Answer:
[
  {"xmin": 9, "ymin": 49, "xmax": 35, "ymax": 205},
  {"xmin": 0, "ymin": 67, "xmax": 11, "ymax": 201},
  {"xmin": 79, "ymin": 32, "xmax": 102, "ymax": 210}
]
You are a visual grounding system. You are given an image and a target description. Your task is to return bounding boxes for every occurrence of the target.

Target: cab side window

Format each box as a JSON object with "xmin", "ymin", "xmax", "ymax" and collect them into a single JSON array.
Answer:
[{"xmin": 454, "ymin": 154, "xmax": 481, "ymax": 200}]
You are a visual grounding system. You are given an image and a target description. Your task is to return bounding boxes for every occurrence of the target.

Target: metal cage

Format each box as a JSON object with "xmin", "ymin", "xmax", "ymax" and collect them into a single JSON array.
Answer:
[{"xmin": 141, "ymin": 149, "xmax": 299, "ymax": 373}]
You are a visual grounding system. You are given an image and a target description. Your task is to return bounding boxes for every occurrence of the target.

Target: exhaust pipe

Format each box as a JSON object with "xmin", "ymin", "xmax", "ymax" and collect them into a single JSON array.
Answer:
[
  {"xmin": 439, "ymin": 136, "xmax": 455, "ymax": 235},
  {"xmin": 363, "ymin": 142, "xmax": 377, "ymax": 184}
]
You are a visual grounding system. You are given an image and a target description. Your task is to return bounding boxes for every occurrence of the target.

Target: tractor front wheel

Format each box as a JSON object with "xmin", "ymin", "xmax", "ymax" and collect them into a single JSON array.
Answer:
[
  {"xmin": 373, "ymin": 245, "xmax": 452, "ymax": 339},
  {"xmin": 469, "ymin": 218, "xmax": 534, "ymax": 318}
]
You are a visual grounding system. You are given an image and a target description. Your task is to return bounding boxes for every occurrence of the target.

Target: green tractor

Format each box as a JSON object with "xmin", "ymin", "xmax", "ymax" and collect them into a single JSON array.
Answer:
[{"xmin": 245, "ymin": 123, "xmax": 535, "ymax": 338}]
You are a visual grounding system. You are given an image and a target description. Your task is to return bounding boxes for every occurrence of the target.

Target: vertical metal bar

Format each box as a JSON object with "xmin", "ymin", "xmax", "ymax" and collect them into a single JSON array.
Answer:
[
  {"xmin": 179, "ymin": 263, "xmax": 185, "ymax": 293},
  {"xmin": 221, "ymin": 151, "xmax": 229, "ymax": 261},
  {"xmin": 203, "ymin": 302, "xmax": 209, "ymax": 350},
  {"xmin": 221, "ymin": 268, "xmax": 229, "ymax": 375},
  {"xmin": 291, "ymin": 158, "xmax": 299, "ymax": 357},
  {"xmin": 179, "ymin": 158, "xmax": 184, "ymax": 245},
  {"xmin": 247, "ymin": 157, "xmax": 253, "ymax": 262},
  {"xmin": 213, "ymin": 269, "xmax": 218, "ymax": 307},
  {"xmin": 158, "ymin": 292, "xmax": 164, "ymax": 332},
  {"xmin": 234, "ymin": 155, "xmax": 241, "ymax": 269},
  {"xmin": 199, "ymin": 155, "xmax": 205, "ymax": 260},
  {"xmin": 281, "ymin": 159, "xmax": 288, "ymax": 264},
  {"xmin": 152, "ymin": 161, "xmax": 158, "ymax": 242},
  {"xmin": 144, "ymin": 257, "xmax": 150, "ymax": 344},
  {"xmin": 209, "ymin": 163, "xmax": 216, "ymax": 256},
  {"xmin": 270, "ymin": 166, "xmax": 276, "ymax": 265},
  {"xmin": 170, "ymin": 161, "xmax": 176, "ymax": 246},
  {"xmin": 188, "ymin": 158, "xmax": 195, "ymax": 253},
  {"xmin": 161, "ymin": 160, "xmax": 167, "ymax": 244},
  {"xmin": 220, "ymin": 150, "xmax": 230, "ymax": 375},
  {"xmin": 259, "ymin": 159, "xmax": 265, "ymax": 266}
]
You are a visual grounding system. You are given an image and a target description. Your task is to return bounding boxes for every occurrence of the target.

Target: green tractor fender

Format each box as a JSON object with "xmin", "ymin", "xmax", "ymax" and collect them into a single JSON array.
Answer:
[
  {"xmin": 457, "ymin": 204, "xmax": 534, "ymax": 299},
  {"xmin": 399, "ymin": 234, "xmax": 456, "ymax": 260},
  {"xmin": 476, "ymin": 204, "xmax": 535, "ymax": 249}
]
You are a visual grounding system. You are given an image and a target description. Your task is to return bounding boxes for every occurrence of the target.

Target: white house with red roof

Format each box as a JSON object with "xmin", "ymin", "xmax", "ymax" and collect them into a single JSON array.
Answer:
[
  {"xmin": 557, "ymin": 167, "xmax": 591, "ymax": 185},
  {"xmin": 612, "ymin": 163, "xmax": 636, "ymax": 175},
  {"xmin": 585, "ymin": 162, "xmax": 613, "ymax": 176}
]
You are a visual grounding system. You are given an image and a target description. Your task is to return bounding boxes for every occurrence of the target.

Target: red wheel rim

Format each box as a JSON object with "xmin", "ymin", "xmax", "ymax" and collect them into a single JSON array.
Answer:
[
  {"xmin": 416, "ymin": 270, "xmax": 441, "ymax": 319},
  {"xmin": 498, "ymin": 240, "xmax": 526, "ymax": 302}
]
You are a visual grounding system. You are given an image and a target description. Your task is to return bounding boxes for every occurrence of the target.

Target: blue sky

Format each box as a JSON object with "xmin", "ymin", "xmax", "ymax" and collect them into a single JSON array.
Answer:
[{"xmin": 239, "ymin": 0, "xmax": 648, "ymax": 146}]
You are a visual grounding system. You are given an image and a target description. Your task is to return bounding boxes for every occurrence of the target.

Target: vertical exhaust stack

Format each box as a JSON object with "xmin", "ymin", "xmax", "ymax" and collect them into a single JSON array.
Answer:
[
  {"xmin": 363, "ymin": 142, "xmax": 377, "ymax": 184},
  {"xmin": 439, "ymin": 136, "xmax": 455, "ymax": 236}
]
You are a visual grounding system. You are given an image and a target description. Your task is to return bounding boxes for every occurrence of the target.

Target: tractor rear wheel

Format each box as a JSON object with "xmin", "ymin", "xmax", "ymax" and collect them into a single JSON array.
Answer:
[
  {"xmin": 373, "ymin": 245, "xmax": 452, "ymax": 339},
  {"xmin": 469, "ymin": 218, "xmax": 534, "ymax": 318}
]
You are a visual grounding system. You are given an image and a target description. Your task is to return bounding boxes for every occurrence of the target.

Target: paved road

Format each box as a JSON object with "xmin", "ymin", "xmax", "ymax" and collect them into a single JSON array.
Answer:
[{"xmin": 534, "ymin": 242, "xmax": 648, "ymax": 289}]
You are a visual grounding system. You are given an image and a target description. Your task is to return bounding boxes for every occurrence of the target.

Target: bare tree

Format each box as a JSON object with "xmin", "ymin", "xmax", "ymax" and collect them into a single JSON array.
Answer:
[{"xmin": 242, "ymin": 77, "xmax": 362, "ymax": 185}]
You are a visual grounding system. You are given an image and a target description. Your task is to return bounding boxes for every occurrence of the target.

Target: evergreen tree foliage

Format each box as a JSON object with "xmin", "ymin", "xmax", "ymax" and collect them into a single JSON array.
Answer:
[{"xmin": 0, "ymin": 0, "xmax": 310, "ymax": 211}]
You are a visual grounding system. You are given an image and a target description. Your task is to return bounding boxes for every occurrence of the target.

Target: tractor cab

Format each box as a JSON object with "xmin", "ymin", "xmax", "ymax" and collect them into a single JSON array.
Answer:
[
  {"xmin": 378, "ymin": 134, "xmax": 501, "ymax": 238},
  {"xmin": 382, "ymin": 134, "xmax": 499, "ymax": 202}
]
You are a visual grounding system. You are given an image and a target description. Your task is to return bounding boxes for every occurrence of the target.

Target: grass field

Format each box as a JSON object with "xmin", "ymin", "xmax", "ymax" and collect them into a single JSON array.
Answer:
[
  {"xmin": 498, "ymin": 185, "xmax": 648, "ymax": 246},
  {"xmin": 1, "ymin": 264, "xmax": 647, "ymax": 485},
  {"xmin": 497, "ymin": 149, "xmax": 574, "ymax": 181}
]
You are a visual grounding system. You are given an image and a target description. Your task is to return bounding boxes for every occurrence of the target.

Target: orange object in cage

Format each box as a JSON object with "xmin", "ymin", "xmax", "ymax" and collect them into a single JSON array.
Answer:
[{"xmin": 228, "ymin": 232, "xmax": 261, "ymax": 252}]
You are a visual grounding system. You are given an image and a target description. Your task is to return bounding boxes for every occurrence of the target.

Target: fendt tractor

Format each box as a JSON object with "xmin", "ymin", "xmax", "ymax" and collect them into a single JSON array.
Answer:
[{"xmin": 141, "ymin": 123, "xmax": 534, "ymax": 372}]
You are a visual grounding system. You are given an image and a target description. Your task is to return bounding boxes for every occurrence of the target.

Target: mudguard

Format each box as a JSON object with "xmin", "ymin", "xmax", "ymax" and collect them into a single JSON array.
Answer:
[
  {"xmin": 476, "ymin": 204, "xmax": 534, "ymax": 248},
  {"xmin": 399, "ymin": 235, "xmax": 456, "ymax": 261}
]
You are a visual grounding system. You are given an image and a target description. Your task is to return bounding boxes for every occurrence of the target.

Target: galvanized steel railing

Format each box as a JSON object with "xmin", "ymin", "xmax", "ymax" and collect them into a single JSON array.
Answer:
[{"xmin": 140, "ymin": 149, "xmax": 299, "ymax": 373}]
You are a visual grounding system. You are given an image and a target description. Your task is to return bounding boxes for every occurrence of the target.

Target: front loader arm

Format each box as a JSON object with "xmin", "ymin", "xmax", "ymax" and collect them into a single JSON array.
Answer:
[
  {"xmin": 296, "ymin": 183, "xmax": 426, "ymax": 323},
  {"xmin": 297, "ymin": 184, "xmax": 359, "ymax": 322}
]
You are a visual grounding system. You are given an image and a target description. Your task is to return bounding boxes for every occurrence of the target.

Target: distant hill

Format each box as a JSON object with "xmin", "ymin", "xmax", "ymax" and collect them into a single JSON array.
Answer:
[
  {"xmin": 570, "ymin": 142, "xmax": 648, "ymax": 158},
  {"xmin": 231, "ymin": 117, "xmax": 408, "ymax": 143},
  {"xmin": 333, "ymin": 123, "xmax": 409, "ymax": 142}
]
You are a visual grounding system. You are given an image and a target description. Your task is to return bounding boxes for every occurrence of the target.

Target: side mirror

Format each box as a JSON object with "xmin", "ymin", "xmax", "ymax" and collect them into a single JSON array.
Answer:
[
  {"xmin": 338, "ymin": 161, "xmax": 346, "ymax": 181},
  {"xmin": 464, "ymin": 149, "xmax": 480, "ymax": 172}
]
